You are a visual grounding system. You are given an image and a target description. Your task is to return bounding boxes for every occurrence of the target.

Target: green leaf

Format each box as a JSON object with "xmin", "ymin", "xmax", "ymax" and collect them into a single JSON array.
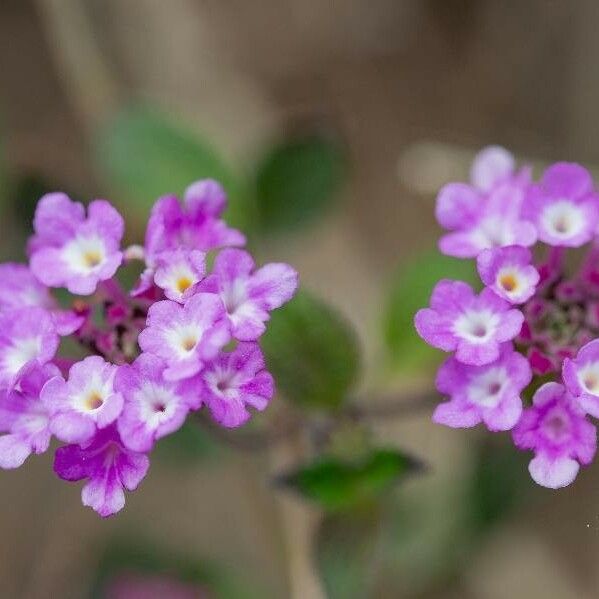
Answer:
[
  {"xmin": 277, "ymin": 448, "xmax": 423, "ymax": 511},
  {"xmin": 261, "ymin": 290, "xmax": 360, "ymax": 410},
  {"xmin": 254, "ymin": 133, "xmax": 346, "ymax": 233},
  {"xmin": 95, "ymin": 106, "xmax": 252, "ymax": 230},
  {"xmin": 383, "ymin": 251, "xmax": 478, "ymax": 373}
]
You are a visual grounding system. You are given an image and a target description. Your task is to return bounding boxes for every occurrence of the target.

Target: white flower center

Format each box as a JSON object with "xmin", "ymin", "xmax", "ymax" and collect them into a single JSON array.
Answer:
[
  {"xmin": 453, "ymin": 310, "xmax": 499, "ymax": 343},
  {"xmin": 542, "ymin": 200, "xmax": 584, "ymax": 239},
  {"xmin": 578, "ymin": 362, "xmax": 599, "ymax": 396},
  {"xmin": 496, "ymin": 267, "xmax": 522, "ymax": 296},
  {"xmin": 167, "ymin": 324, "xmax": 200, "ymax": 357},
  {"xmin": 73, "ymin": 374, "xmax": 112, "ymax": 414},
  {"xmin": 136, "ymin": 383, "xmax": 178, "ymax": 426},
  {"xmin": 467, "ymin": 367, "xmax": 508, "ymax": 408},
  {"xmin": 62, "ymin": 235, "xmax": 107, "ymax": 274},
  {"xmin": 3, "ymin": 337, "xmax": 41, "ymax": 376},
  {"xmin": 165, "ymin": 264, "xmax": 197, "ymax": 295},
  {"xmin": 471, "ymin": 217, "xmax": 514, "ymax": 250},
  {"xmin": 205, "ymin": 366, "xmax": 240, "ymax": 399}
]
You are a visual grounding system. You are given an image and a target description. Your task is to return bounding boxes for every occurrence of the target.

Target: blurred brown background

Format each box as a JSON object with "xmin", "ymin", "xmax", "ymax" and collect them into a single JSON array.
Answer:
[{"xmin": 2, "ymin": 1, "xmax": 599, "ymax": 598}]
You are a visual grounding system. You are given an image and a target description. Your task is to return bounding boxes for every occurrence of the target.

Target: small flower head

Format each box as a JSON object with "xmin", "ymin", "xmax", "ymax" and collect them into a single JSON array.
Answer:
[
  {"xmin": 414, "ymin": 280, "xmax": 524, "ymax": 365},
  {"xmin": 512, "ymin": 382, "xmax": 596, "ymax": 488},
  {"xmin": 563, "ymin": 339, "xmax": 599, "ymax": 418},
  {"xmin": 144, "ymin": 179, "xmax": 245, "ymax": 260},
  {"xmin": 476, "ymin": 245, "xmax": 539, "ymax": 304},
  {"xmin": 434, "ymin": 345, "xmax": 531, "ymax": 431},
  {"xmin": 45, "ymin": 356, "xmax": 123, "ymax": 444},
  {"xmin": 197, "ymin": 249, "xmax": 298, "ymax": 341},
  {"xmin": 29, "ymin": 194, "xmax": 124, "ymax": 295},
  {"xmin": 0, "ymin": 263, "xmax": 83, "ymax": 335},
  {"xmin": 0, "ymin": 307, "xmax": 59, "ymax": 390},
  {"xmin": 0, "ymin": 362, "xmax": 61, "ymax": 468},
  {"xmin": 138, "ymin": 293, "xmax": 230, "ymax": 381},
  {"xmin": 200, "ymin": 343, "xmax": 274, "ymax": 428},
  {"xmin": 115, "ymin": 353, "xmax": 199, "ymax": 452},
  {"xmin": 53, "ymin": 425, "xmax": 149, "ymax": 517},
  {"xmin": 153, "ymin": 249, "xmax": 206, "ymax": 303},
  {"xmin": 524, "ymin": 163, "xmax": 599, "ymax": 247}
]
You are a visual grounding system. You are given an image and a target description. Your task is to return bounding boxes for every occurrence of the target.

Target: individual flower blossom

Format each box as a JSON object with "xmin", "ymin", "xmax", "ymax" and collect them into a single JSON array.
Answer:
[
  {"xmin": 199, "ymin": 343, "xmax": 274, "ymax": 428},
  {"xmin": 44, "ymin": 356, "xmax": 123, "ymax": 444},
  {"xmin": 523, "ymin": 163, "xmax": 599, "ymax": 247},
  {"xmin": 512, "ymin": 382, "xmax": 596, "ymax": 488},
  {"xmin": 197, "ymin": 248, "xmax": 298, "ymax": 341},
  {"xmin": 434, "ymin": 345, "xmax": 531, "ymax": 431},
  {"xmin": 132, "ymin": 179, "xmax": 245, "ymax": 297},
  {"xmin": 29, "ymin": 193, "xmax": 124, "ymax": 295},
  {"xmin": 563, "ymin": 339, "xmax": 599, "ymax": 418},
  {"xmin": 476, "ymin": 245, "xmax": 539, "ymax": 304},
  {"xmin": 0, "ymin": 307, "xmax": 59, "ymax": 390},
  {"xmin": 153, "ymin": 249, "xmax": 206, "ymax": 303},
  {"xmin": 53, "ymin": 425, "xmax": 149, "ymax": 517},
  {"xmin": 138, "ymin": 293, "xmax": 230, "ymax": 381},
  {"xmin": 0, "ymin": 362, "xmax": 61, "ymax": 468},
  {"xmin": 414, "ymin": 280, "xmax": 524, "ymax": 366},
  {"xmin": 0, "ymin": 263, "xmax": 83, "ymax": 335},
  {"xmin": 438, "ymin": 181, "xmax": 537, "ymax": 258},
  {"xmin": 469, "ymin": 145, "xmax": 516, "ymax": 192},
  {"xmin": 115, "ymin": 353, "xmax": 200, "ymax": 452}
]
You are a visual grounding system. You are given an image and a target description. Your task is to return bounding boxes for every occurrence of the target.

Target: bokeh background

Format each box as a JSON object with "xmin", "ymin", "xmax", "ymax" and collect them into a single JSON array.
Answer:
[{"xmin": 2, "ymin": 1, "xmax": 599, "ymax": 598}]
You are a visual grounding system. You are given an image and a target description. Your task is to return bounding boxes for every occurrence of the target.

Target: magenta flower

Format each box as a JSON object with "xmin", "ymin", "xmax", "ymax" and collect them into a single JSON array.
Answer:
[
  {"xmin": 469, "ymin": 145, "xmax": 516, "ymax": 192},
  {"xmin": 44, "ymin": 356, "xmax": 123, "ymax": 444},
  {"xmin": 0, "ymin": 362, "xmax": 61, "ymax": 468},
  {"xmin": 197, "ymin": 248, "xmax": 298, "ymax": 341},
  {"xmin": 54, "ymin": 425, "xmax": 149, "ymax": 517},
  {"xmin": 115, "ymin": 353, "xmax": 200, "ymax": 452},
  {"xmin": 415, "ymin": 280, "xmax": 524, "ymax": 365},
  {"xmin": 29, "ymin": 193, "xmax": 124, "ymax": 295},
  {"xmin": 138, "ymin": 293, "xmax": 230, "ymax": 381},
  {"xmin": 199, "ymin": 343, "xmax": 274, "ymax": 428},
  {"xmin": 476, "ymin": 245, "xmax": 539, "ymax": 304},
  {"xmin": 438, "ymin": 181, "xmax": 537, "ymax": 259},
  {"xmin": 145, "ymin": 179, "xmax": 245, "ymax": 259},
  {"xmin": 0, "ymin": 263, "xmax": 83, "ymax": 335},
  {"xmin": 153, "ymin": 249, "xmax": 206, "ymax": 303},
  {"xmin": 513, "ymin": 383, "xmax": 596, "ymax": 488},
  {"xmin": 563, "ymin": 339, "xmax": 599, "ymax": 418},
  {"xmin": 0, "ymin": 307, "xmax": 59, "ymax": 390},
  {"xmin": 434, "ymin": 345, "xmax": 531, "ymax": 431},
  {"xmin": 523, "ymin": 163, "xmax": 599, "ymax": 247}
]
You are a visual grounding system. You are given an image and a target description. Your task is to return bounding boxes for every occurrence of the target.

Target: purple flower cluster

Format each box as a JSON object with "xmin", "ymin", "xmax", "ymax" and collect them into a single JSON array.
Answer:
[
  {"xmin": 415, "ymin": 147, "xmax": 599, "ymax": 489},
  {"xmin": 0, "ymin": 181, "xmax": 298, "ymax": 516}
]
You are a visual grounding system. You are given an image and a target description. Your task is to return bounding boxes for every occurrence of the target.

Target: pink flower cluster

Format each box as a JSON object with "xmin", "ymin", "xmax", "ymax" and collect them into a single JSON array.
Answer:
[
  {"xmin": 415, "ymin": 147, "xmax": 599, "ymax": 489},
  {"xmin": 0, "ymin": 181, "xmax": 298, "ymax": 516}
]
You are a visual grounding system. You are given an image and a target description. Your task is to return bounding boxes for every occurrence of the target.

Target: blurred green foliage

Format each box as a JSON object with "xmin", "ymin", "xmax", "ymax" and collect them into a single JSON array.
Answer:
[
  {"xmin": 253, "ymin": 134, "xmax": 346, "ymax": 233},
  {"xmin": 151, "ymin": 420, "xmax": 219, "ymax": 465},
  {"xmin": 383, "ymin": 251, "xmax": 478, "ymax": 373},
  {"xmin": 96, "ymin": 107, "xmax": 346, "ymax": 239},
  {"xmin": 261, "ymin": 290, "xmax": 360, "ymax": 410},
  {"xmin": 278, "ymin": 448, "xmax": 422, "ymax": 511},
  {"xmin": 93, "ymin": 538, "xmax": 265, "ymax": 599},
  {"xmin": 95, "ymin": 107, "xmax": 251, "ymax": 230}
]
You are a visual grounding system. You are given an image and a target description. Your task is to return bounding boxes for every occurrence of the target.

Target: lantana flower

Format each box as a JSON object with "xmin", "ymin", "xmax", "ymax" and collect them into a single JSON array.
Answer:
[
  {"xmin": 512, "ymin": 383, "xmax": 596, "ymax": 488},
  {"xmin": 29, "ymin": 193, "xmax": 124, "ymax": 295},
  {"xmin": 0, "ymin": 178, "xmax": 296, "ymax": 516},
  {"xmin": 54, "ymin": 425, "xmax": 150, "ymax": 517},
  {"xmin": 0, "ymin": 362, "xmax": 61, "ymax": 468},
  {"xmin": 199, "ymin": 343, "xmax": 274, "ymax": 428},
  {"xmin": 414, "ymin": 280, "xmax": 524, "ymax": 365},
  {"xmin": 115, "ymin": 353, "xmax": 200, "ymax": 452},
  {"xmin": 415, "ymin": 145, "xmax": 599, "ymax": 489},
  {"xmin": 45, "ymin": 356, "xmax": 123, "ymax": 444},
  {"xmin": 138, "ymin": 293, "xmax": 230, "ymax": 381},
  {"xmin": 434, "ymin": 345, "xmax": 531, "ymax": 432},
  {"xmin": 197, "ymin": 249, "xmax": 299, "ymax": 340}
]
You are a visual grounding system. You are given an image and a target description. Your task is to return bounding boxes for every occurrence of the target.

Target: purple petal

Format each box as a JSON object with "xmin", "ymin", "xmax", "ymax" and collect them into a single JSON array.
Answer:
[
  {"xmin": 528, "ymin": 453, "xmax": 580, "ymax": 489},
  {"xmin": 470, "ymin": 146, "xmax": 515, "ymax": 192},
  {"xmin": 0, "ymin": 435, "xmax": 32, "ymax": 469},
  {"xmin": 433, "ymin": 399, "xmax": 481, "ymax": 428},
  {"xmin": 542, "ymin": 162, "xmax": 593, "ymax": 199}
]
